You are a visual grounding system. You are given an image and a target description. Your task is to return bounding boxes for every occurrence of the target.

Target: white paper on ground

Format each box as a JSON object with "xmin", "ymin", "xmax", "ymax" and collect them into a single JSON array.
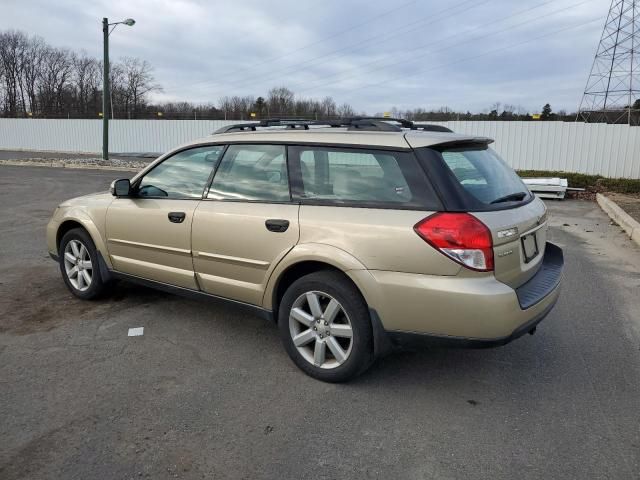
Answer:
[{"xmin": 128, "ymin": 327, "xmax": 144, "ymax": 336}]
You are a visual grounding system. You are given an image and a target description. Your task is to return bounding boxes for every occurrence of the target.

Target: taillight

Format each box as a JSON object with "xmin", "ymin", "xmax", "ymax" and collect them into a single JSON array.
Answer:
[{"xmin": 414, "ymin": 212, "xmax": 494, "ymax": 271}]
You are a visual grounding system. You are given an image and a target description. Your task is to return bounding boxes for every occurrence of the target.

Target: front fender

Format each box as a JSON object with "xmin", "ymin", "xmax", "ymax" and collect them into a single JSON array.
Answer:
[{"xmin": 47, "ymin": 206, "xmax": 112, "ymax": 269}]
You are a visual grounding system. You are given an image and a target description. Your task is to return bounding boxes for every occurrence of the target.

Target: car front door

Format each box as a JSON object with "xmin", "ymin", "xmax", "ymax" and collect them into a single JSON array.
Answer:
[
  {"xmin": 192, "ymin": 144, "xmax": 299, "ymax": 305},
  {"xmin": 105, "ymin": 145, "xmax": 224, "ymax": 289}
]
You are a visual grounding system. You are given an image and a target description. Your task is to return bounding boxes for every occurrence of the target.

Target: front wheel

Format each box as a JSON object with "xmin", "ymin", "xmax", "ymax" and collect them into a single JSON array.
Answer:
[
  {"xmin": 278, "ymin": 271, "xmax": 374, "ymax": 382},
  {"xmin": 59, "ymin": 228, "xmax": 110, "ymax": 300}
]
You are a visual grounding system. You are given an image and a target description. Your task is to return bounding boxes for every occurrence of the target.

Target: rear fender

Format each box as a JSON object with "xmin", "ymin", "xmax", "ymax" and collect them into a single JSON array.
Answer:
[{"xmin": 262, "ymin": 243, "xmax": 370, "ymax": 311}]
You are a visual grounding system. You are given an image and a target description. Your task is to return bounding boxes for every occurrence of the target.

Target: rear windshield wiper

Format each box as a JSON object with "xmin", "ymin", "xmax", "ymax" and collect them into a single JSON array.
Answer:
[{"xmin": 490, "ymin": 191, "xmax": 528, "ymax": 204}]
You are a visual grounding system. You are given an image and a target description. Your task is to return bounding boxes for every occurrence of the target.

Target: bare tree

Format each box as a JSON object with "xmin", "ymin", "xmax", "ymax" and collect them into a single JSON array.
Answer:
[
  {"xmin": 120, "ymin": 57, "xmax": 161, "ymax": 118},
  {"xmin": 22, "ymin": 35, "xmax": 45, "ymax": 114},
  {"xmin": 0, "ymin": 30, "xmax": 29, "ymax": 115},
  {"xmin": 267, "ymin": 86, "xmax": 294, "ymax": 116},
  {"xmin": 38, "ymin": 46, "xmax": 72, "ymax": 116},
  {"xmin": 108, "ymin": 61, "xmax": 126, "ymax": 118},
  {"xmin": 320, "ymin": 96, "xmax": 337, "ymax": 118},
  {"xmin": 337, "ymin": 103, "xmax": 355, "ymax": 117},
  {"xmin": 218, "ymin": 96, "xmax": 233, "ymax": 120},
  {"xmin": 72, "ymin": 51, "xmax": 100, "ymax": 115}
]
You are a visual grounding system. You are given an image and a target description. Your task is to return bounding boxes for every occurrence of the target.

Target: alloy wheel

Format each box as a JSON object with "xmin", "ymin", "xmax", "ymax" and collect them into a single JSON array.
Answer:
[
  {"xmin": 63, "ymin": 239, "xmax": 93, "ymax": 292},
  {"xmin": 289, "ymin": 291, "xmax": 354, "ymax": 369}
]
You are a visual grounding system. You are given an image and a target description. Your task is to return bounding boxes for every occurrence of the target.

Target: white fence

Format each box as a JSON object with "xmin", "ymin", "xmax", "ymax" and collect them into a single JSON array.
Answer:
[{"xmin": 0, "ymin": 119, "xmax": 639, "ymax": 178}]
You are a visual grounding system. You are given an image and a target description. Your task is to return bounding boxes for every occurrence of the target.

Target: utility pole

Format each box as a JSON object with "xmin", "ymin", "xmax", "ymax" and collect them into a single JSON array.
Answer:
[
  {"xmin": 102, "ymin": 18, "xmax": 109, "ymax": 160},
  {"xmin": 102, "ymin": 17, "xmax": 135, "ymax": 160}
]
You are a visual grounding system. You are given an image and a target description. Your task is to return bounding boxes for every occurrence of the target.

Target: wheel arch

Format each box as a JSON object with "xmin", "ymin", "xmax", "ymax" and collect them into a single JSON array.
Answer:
[
  {"xmin": 56, "ymin": 219, "xmax": 86, "ymax": 250},
  {"xmin": 264, "ymin": 243, "xmax": 371, "ymax": 316},
  {"xmin": 271, "ymin": 261, "xmax": 346, "ymax": 319},
  {"xmin": 268, "ymin": 253, "xmax": 392, "ymax": 359},
  {"xmin": 55, "ymin": 213, "xmax": 112, "ymax": 269}
]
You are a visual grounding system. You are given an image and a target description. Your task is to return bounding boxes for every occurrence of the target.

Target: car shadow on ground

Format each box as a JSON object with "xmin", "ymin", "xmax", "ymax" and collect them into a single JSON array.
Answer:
[{"xmin": 106, "ymin": 279, "xmax": 568, "ymax": 391}]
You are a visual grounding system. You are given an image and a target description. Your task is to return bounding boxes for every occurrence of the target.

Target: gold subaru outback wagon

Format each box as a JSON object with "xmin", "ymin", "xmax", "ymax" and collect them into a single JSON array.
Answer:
[{"xmin": 47, "ymin": 118, "xmax": 563, "ymax": 382}]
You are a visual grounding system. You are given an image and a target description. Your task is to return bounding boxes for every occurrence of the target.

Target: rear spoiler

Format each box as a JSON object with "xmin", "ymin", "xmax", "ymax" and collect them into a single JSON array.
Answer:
[{"xmin": 429, "ymin": 137, "xmax": 494, "ymax": 149}]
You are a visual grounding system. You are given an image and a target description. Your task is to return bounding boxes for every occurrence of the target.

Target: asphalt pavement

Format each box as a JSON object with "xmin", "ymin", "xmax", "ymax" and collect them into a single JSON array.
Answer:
[{"xmin": 1, "ymin": 165, "xmax": 639, "ymax": 479}]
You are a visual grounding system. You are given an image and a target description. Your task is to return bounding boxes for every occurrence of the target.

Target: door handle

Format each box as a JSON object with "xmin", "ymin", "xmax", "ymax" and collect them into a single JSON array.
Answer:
[
  {"xmin": 265, "ymin": 219, "xmax": 290, "ymax": 232},
  {"xmin": 168, "ymin": 211, "xmax": 186, "ymax": 223}
]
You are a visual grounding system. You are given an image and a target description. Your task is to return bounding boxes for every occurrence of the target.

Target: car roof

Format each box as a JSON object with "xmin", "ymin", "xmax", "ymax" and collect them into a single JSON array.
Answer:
[{"xmin": 184, "ymin": 127, "xmax": 492, "ymax": 150}]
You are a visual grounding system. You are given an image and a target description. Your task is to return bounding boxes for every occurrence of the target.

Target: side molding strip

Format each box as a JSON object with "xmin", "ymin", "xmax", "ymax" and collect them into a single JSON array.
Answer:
[
  {"xmin": 194, "ymin": 251, "xmax": 270, "ymax": 268},
  {"xmin": 109, "ymin": 270, "xmax": 274, "ymax": 322},
  {"xmin": 108, "ymin": 238, "xmax": 191, "ymax": 255}
]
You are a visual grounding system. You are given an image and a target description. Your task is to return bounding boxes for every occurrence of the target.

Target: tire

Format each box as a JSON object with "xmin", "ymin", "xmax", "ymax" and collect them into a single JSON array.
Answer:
[
  {"xmin": 278, "ymin": 270, "xmax": 374, "ymax": 382},
  {"xmin": 58, "ymin": 228, "xmax": 110, "ymax": 300}
]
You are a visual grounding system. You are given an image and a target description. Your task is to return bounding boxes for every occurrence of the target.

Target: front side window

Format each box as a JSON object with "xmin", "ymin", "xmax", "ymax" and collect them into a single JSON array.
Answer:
[
  {"xmin": 295, "ymin": 147, "xmax": 418, "ymax": 204},
  {"xmin": 208, "ymin": 144, "xmax": 289, "ymax": 201},
  {"xmin": 137, "ymin": 145, "xmax": 224, "ymax": 199}
]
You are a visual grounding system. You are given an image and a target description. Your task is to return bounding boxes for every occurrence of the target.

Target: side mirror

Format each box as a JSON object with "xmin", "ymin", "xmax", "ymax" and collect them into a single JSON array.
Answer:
[{"xmin": 110, "ymin": 178, "xmax": 131, "ymax": 197}]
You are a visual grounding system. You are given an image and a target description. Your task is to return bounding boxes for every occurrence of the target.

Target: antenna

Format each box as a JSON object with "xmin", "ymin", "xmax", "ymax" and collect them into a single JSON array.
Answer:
[{"xmin": 577, "ymin": 0, "xmax": 639, "ymax": 125}]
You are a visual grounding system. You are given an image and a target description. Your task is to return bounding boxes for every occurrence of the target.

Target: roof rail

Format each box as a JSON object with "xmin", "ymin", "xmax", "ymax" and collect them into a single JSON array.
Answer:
[
  {"xmin": 213, "ymin": 118, "xmax": 318, "ymax": 134},
  {"xmin": 411, "ymin": 123, "xmax": 453, "ymax": 133},
  {"xmin": 346, "ymin": 116, "xmax": 413, "ymax": 129},
  {"xmin": 214, "ymin": 122, "xmax": 260, "ymax": 134},
  {"xmin": 336, "ymin": 117, "xmax": 454, "ymax": 132},
  {"xmin": 212, "ymin": 117, "xmax": 454, "ymax": 134}
]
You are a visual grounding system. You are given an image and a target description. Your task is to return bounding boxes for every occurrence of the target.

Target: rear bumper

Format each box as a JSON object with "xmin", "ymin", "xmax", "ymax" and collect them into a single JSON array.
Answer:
[
  {"xmin": 349, "ymin": 242, "xmax": 563, "ymax": 352},
  {"xmin": 381, "ymin": 291, "xmax": 557, "ymax": 350},
  {"xmin": 515, "ymin": 242, "xmax": 563, "ymax": 309}
]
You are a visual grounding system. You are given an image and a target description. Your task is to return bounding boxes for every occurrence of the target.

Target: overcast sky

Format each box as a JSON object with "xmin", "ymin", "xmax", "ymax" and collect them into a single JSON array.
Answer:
[{"xmin": 3, "ymin": 0, "xmax": 609, "ymax": 114}]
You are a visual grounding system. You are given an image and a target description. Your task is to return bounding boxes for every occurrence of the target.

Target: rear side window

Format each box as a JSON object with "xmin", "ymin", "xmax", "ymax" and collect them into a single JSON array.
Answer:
[
  {"xmin": 290, "ymin": 146, "xmax": 440, "ymax": 209},
  {"xmin": 439, "ymin": 147, "xmax": 530, "ymax": 205},
  {"xmin": 208, "ymin": 144, "xmax": 290, "ymax": 202}
]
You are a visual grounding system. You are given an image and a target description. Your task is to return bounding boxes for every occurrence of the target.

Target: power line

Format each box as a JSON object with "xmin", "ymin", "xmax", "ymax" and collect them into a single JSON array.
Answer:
[
  {"xmin": 334, "ymin": 16, "xmax": 602, "ymax": 100},
  {"xmin": 211, "ymin": 0, "xmax": 485, "ymax": 93},
  {"xmin": 293, "ymin": 0, "xmax": 596, "ymax": 95},
  {"xmin": 162, "ymin": 0, "xmax": 480, "ymax": 94},
  {"xmin": 161, "ymin": 0, "xmax": 417, "ymax": 92},
  {"xmin": 287, "ymin": 0, "xmax": 560, "ymax": 94}
]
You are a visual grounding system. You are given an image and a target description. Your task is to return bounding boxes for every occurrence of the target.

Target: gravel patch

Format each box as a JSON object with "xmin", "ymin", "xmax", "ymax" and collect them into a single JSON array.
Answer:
[{"xmin": 0, "ymin": 156, "xmax": 151, "ymax": 171}]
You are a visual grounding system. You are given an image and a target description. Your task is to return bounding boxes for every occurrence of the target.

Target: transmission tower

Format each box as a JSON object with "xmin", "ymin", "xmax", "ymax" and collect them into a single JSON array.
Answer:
[{"xmin": 577, "ymin": 0, "xmax": 639, "ymax": 125}]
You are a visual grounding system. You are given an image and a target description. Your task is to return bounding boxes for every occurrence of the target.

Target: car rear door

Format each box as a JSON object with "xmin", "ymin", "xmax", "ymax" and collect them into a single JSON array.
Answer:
[
  {"xmin": 192, "ymin": 144, "xmax": 300, "ymax": 305},
  {"xmin": 105, "ymin": 145, "xmax": 224, "ymax": 289}
]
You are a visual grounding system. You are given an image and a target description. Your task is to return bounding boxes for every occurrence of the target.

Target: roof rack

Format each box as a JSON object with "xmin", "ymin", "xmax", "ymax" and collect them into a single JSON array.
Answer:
[
  {"xmin": 214, "ymin": 118, "xmax": 316, "ymax": 134},
  {"xmin": 411, "ymin": 123, "xmax": 453, "ymax": 133},
  {"xmin": 344, "ymin": 116, "xmax": 413, "ymax": 129},
  {"xmin": 334, "ymin": 117, "xmax": 453, "ymax": 133},
  {"xmin": 212, "ymin": 117, "xmax": 454, "ymax": 134}
]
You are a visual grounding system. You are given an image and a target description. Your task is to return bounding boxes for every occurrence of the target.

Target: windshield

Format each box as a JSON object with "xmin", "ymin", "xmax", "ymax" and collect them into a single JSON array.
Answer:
[{"xmin": 439, "ymin": 146, "xmax": 529, "ymax": 205}]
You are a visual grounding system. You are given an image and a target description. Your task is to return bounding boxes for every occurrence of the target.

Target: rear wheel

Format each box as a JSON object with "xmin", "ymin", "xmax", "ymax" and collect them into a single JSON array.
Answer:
[
  {"xmin": 278, "ymin": 271, "xmax": 374, "ymax": 382},
  {"xmin": 59, "ymin": 228, "xmax": 109, "ymax": 300}
]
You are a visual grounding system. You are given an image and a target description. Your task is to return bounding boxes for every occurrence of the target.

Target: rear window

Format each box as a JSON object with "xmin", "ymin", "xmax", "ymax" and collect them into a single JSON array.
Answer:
[
  {"xmin": 439, "ymin": 147, "xmax": 530, "ymax": 206},
  {"xmin": 289, "ymin": 146, "xmax": 441, "ymax": 209}
]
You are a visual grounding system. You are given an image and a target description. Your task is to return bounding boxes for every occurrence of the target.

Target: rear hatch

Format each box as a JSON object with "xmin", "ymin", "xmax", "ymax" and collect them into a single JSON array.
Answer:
[
  {"xmin": 411, "ymin": 138, "xmax": 547, "ymax": 289},
  {"xmin": 474, "ymin": 200, "xmax": 547, "ymax": 288}
]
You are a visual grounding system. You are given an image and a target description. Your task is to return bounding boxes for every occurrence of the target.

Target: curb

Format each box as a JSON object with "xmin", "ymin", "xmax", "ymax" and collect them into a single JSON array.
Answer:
[
  {"xmin": 596, "ymin": 193, "xmax": 640, "ymax": 247},
  {"xmin": 0, "ymin": 159, "xmax": 139, "ymax": 172}
]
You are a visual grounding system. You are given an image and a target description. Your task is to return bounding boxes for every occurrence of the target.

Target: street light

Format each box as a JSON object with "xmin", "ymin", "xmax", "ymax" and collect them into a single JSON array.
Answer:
[{"xmin": 102, "ymin": 17, "xmax": 135, "ymax": 160}]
